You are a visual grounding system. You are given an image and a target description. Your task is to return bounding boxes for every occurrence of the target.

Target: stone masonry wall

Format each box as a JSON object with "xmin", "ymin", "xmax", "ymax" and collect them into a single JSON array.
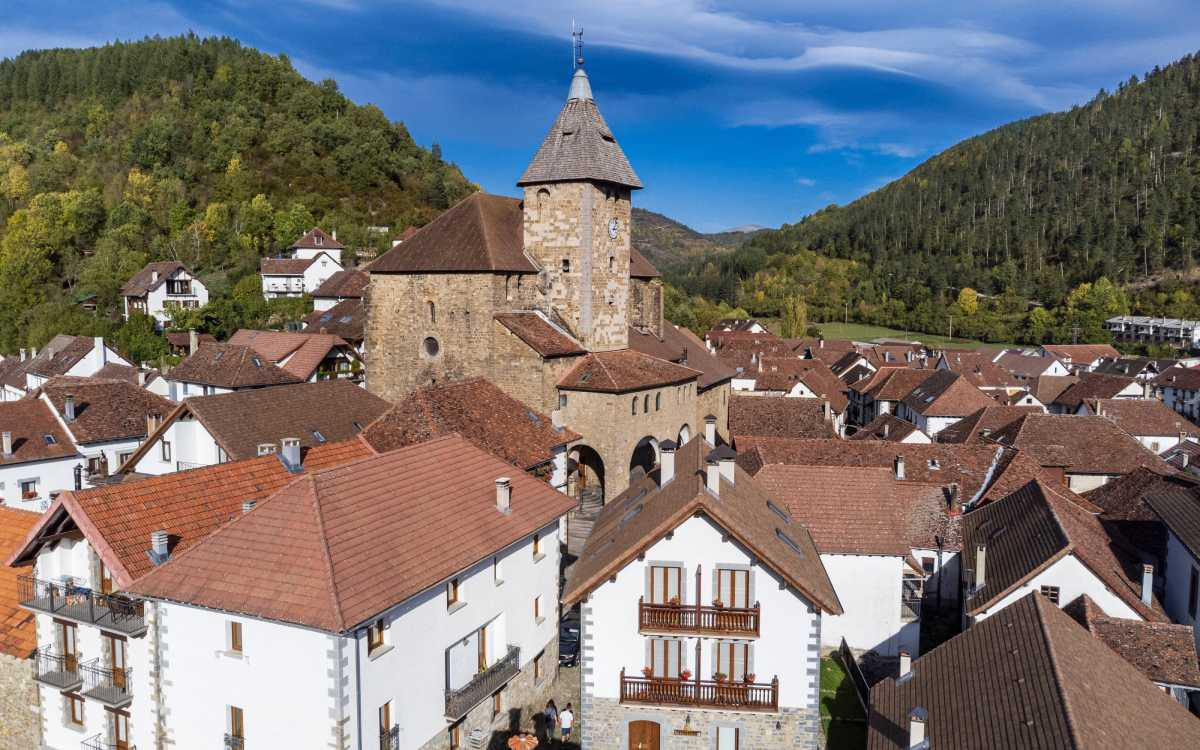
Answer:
[
  {"xmin": 584, "ymin": 698, "xmax": 820, "ymax": 750},
  {"xmin": 696, "ymin": 383, "xmax": 731, "ymax": 446},
  {"xmin": 416, "ymin": 636, "xmax": 560, "ymax": 750},
  {"xmin": 490, "ymin": 322, "xmax": 581, "ymax": 416},
  {"xmin": 630, "ymin": 278, "xmax": 664, "ymax": 339},
  {"xmin": 0, "ymin": 653, "xmax": 39, "ymax": 750}
]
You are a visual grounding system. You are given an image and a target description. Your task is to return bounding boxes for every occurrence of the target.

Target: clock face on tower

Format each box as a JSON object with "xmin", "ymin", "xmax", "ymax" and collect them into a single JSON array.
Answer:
[{"xmin": 608, "ymin": 217, "xmax": 619, "ymax": 239}]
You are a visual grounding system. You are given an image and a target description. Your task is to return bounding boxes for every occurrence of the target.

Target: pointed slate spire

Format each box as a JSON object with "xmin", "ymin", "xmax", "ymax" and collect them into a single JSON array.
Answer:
[{"xmin": 518, "ymin": 67, "xmax": 642, "ymax": 189}]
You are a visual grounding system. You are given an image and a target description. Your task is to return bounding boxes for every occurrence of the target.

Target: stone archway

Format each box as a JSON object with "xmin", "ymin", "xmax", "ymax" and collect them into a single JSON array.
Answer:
[
  {"xmin": 570, "ymin": 444, "xmax": 606, "ymax": 502},
  {"xmin": 677, "ymin": 423, "xmax": 692, "ymax": 444},
  {"xmin": 629, "ymin": 436, "xmax": 659, "ymax": 481}
]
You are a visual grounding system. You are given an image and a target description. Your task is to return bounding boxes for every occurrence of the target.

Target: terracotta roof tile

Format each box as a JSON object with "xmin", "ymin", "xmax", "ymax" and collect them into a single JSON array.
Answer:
[
  {"xmin": 128, "ymin": 434, "xmax": 576, "ymax": 631},
  {"xmin": 164, "ymin": 332, "xmax": 215, "ymax": 350},
  {"xmin": 0, "ymin": 507, "xmax": 40, "ymax": 658},
  {"xmin": 1064, "ymin": 594, "xmax": 1200, "ymax": 688},
  {"xmin": 290, "ymin": 227, "xmax": 344, "ymax": 251},
  {"xmin": 302, "ymin": 299, "xmax": 364, "ymax": 343},
  {"xmin": 0, "ymin": 399, "xmax": 77, "ymax": 466},
  {"xmin": 168, "ymin": 344, "xmax": 303, "ymax": 389},
  {"xmin": 1042, "ymin": 343, "xmax": 1121, "ymax": 365},
  {"xmin": 1086, "ymin": 398, "xmax": 1198, "ymax": 437},
  {"xmin": 494, "ymin": 312, "xmax": 586, "ymax": 358},
  {"xmin": 227, "ymin": 330, "xmax": 355, "ymax": 381},
  {"xmin": 755, "ymin": 358, "xmax": 849, "ymax": 411},
  {"xmin": 362, "ymin": 378, "xmax": 577, "ymax": 471},
  {"xmin": 628, "ymin": 325, "xmax": 733, "ymax": 391},
  {"xmin": 311, "ymin": 270, "xmax": 367, "ymax": 299},
  {"xmin": 1031, "ymin": 374, "xmax": 1079, "ymax": 404},
  {"xmin": 901, "ymin": 370, "xmax": 995, "ymax": 417},
  {"xmin": 936, "ymin": 405, "xmax": 1045, "ymax": 444},
  {"xmin": 994, "ymin": 351, "xmax": 1063, "ymax": 378},
  {"xmin": 940, "ymin": 352, "xmax": 1020, "ymax": 388},
  {"xmin": 1053, "ymin": 373, "xmax": 1140, "ymax": 409},
  {"xmin": 867, "ymin": 593, "xmax": 1200, "ymax": 749},
  {"xmin": 1152, "ymin": 365, "xmax": 1200, "ymax": 390},
  {"xmin": 629, "ymin": 247, "xmax": 660, "ymax": 278},
  {"xmin": 40, "ymin": 377, "xmax": 174, "ymax": 444},
  {"xmin": 849, "ymin": 414, "xmax": 925, "ymax": 442},
  {"xmin": 260, "ymin": 257, "xmax": 316, "ymax": 275},
  {"xmin": 728, "ymin": 395, "xmax": 836, "ymax": 441},
  {"xmin": 558, "ymin": 349, "xmax": 700, "ymax": 393},
  {"xmin": 93, "ymin": 363, "xmax": 159, "ymax": 386},
  {"xmin": 989, "ymin": 413, "xmax": 1173, "ymax": 476},
  {"xmin": 120, "ymin": 260, "xmax": 190, "ymax": 296}
]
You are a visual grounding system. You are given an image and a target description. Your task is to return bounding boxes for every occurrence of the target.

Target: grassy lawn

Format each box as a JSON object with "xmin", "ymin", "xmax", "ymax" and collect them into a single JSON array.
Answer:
[
  {"xmin": 812, "ymin": 321, "xmax": 1011, "ymax": 350},
  {"xmin": 820, "ymin": 655, "xmax": 868, "ymax": 750}
]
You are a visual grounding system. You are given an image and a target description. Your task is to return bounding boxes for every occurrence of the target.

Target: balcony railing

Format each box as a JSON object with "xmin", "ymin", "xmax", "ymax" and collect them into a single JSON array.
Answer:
[
  {"xmin": 81, "ymin": 735, "xmax": 135, "ymax": 750},
  {"xmin": 81, "ymin": 659, "xmax": 132, "ymax": 707},
  {"xmin": 638, "ymin": 596, "xmax": 761, "ymax": 637},
  {"xmin": 224, "ymin": 735, "xmax": 245, "ymax": 750},
  {"xmin": 379, "ymin": 726, "xmax": 399, "ymax": 750},
  {"xmin": 620, "ymin": 669, "xmax": 779, "ymax": 712},
  {"xmin": 33, "ymin": 647, "xmax": 82, "ymax": 691},
  {"xmin": 18, "ymin": 575, "xmax": 146, "ymax": 636},
  {"xmin": 445, "ymin": 645, "xmax": 520, "ymax": 721}
]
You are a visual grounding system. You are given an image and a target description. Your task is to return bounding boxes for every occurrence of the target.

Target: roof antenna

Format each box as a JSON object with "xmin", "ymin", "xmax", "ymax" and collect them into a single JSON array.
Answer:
[{"xmin": 572, "ymin": 20, "xmax": 585, "ymax": 69}]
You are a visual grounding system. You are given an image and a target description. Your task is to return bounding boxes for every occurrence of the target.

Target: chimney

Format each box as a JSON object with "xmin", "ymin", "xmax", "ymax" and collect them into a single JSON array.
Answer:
[
  {"xmin": 332, "ymin": 229, "xmax": 337, "ymax": 242},
  {"xmin": 975, "ymin": 543, "xmax": 987, "ymax": 590},
  {"xmin": 908, "ymin": 707, "xmax": 928, "ymax": 749},
  {"xmin": 150, "ymin": 530, "xmax": 170, "ymax": 563},
  {"xmin": 899, "ymin": 650, "xmax": 911, "ymax": 677},
  {"xmin": 188, "ymin": 329, "xmax": 199, "ymax": 356},
  {"xmin": 823, "ymin": 400, "xmax": 832, "ymax": 421},
  {"xmin": 660, "ymin": 440, "xmax": 677, "ymax": 485},
  {"xmin": 137, "ymin": 370, "xmax": 146, "ymax": 387},
  {"xmin": 704, "ymin": 415, "xmax": 717, "ymax": 446},
  {"xmin": 242, "ymin": 499, "xmax": 257, "ymax": 514},
  {"xmin": 710, "ymin": 445, "xmax": 737, "ymax": 484},
  {"xmin": 495, "ymin": 477, "xmax": 512, "ymax": 513},
  {"xmin": 64, "ymin": 395, "xmax": 76, "ymax": 422},
  {"xmin": 705, "ymin": 457, "xmax": 721, "ymax": 497},
  {"xmin": 1184, "ymin": 452, "xmax": 1191, "ymax": 469},
  {"xmin": 151, "ymin": 270, "xmax": 159, "ymax": 283},
  {"xmin": 280, "ymin": 437, "xmax": 302, "ymax": 470},
  {"xmin": 93, "ymin": 336, "xmax": 105, "ymax": 370},
  {"xmin": 883, "ymin": 423, "xmax": 891, "ymax": 439},
  {"xmin": 894, "ymin": 454, "xmax": 906, "ymax": 480},
  {"xmin": 1, "ymin": 431, "xmax": 11, "ymax": 458},
  {"xmin": 146, "ymin": 413, "xmax": 159, "ymax": 436},
  {"xmin": 18, "ymin": 348, "xmax": 25, "ymax": 362},
  {"xmin": 1142, "ymin": 563, "xmax": 1154, "ymax": 606}
]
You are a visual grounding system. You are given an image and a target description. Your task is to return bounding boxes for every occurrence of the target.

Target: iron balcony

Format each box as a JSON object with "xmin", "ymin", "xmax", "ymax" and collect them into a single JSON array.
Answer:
[
  {"xmin": 18, "ymin": 575, "xmax": 146, "ymax": 637},
  {"xmin": 445, "ymin": 645, "xmax": 520, "ymax": 721}
]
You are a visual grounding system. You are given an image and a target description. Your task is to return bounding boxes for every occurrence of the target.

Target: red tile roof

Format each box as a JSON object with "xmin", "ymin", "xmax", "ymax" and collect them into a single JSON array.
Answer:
[
  {"xmin": 128, "ymin": 435, "xmax": 576, "ymax": 631},
  {"xmin": 989, "ymin": 413, "xmax": 1174, "ymax": 476},
  {"xmin": 1063, "ymin": 594, "xmax": 1200, "ymax": 688},
  {"xmin": 361, "ymin": 378, "xmax": 578, "ymax": 471},
  {"xmin": 227, "ymin": 330, "xmax": 355, "ymax": 381},
  {"xmin": 1086, "ymin": 398, "xmax": 1198, "ymax": 437},
  {"xmin": 302, "ymin": 299, "xmax": 364, "ymax": 343},
  {"xmin": 939, "ymin": 351, "xmax": 1019, "ymax": 388},
  {"xmin": 728, "ymin": 395, "xmax": 836, "ymax": 441},
  {"xmin": 120, "ymin": 260, "xmax": 190, "ymax": 296},
  {"xmin": 0, "ymin": 399, "xmax": 77, "ymax": 466},
  {"xmin": 494, "ymin": 312, "xmax": 586, "ymax": 358},
  {"xmin": 289, "ymin": 227, "xmax": 344, "ymax": 251},
  {"xmin": 260, "ymin": 257, "xmax": 316, "ymax": 275},
  {"xmin": 867, "ymin": 592, "xmax": 1200, "ymax": 749},
  {"xmin": 1152, "ymin": 365, "xmax": 1200, "ymax": 390},
  {"xmin": 1041, "ymin": 343, "xmax": 1120, "ymax": 364},
  {"xmin": 0, "ymin": 506, "xmax": 40, "ymax": 658},
  {"xmin": 164, "ymin": 332, "xmax": 215, "ymax": 350},
  {"xmin": 8, "ymin": 440, "xmax": 373, "ymax": 588},
  {"xmin": 935, "ymin": 405, "xmax": 1045, "ymax": 444},
  {"xmin": 168, "ymin": 344, "xmax": 303, "ymax": 389},
  {"xmin": 39, "ymin": 377, "xmax": 174, "ymax": 445},
  {"xmin": 369, "ymin": 193, "xmax": 537, "ymax": 274},
  {"xmin": 900, "ymin": 370, "xmax": 995, "ymax": 417},
  {"xmin": 1052, "ymin": 373, "xmax": 1140, "ymax": 409},
  {"xmin": 311, "ymin": 269, "xmax": 367, "ymax": 299},
  {"xmin": 558, "ymin": 349, "xmax": 700, "ymax": 393},
  {"xmin": 848, "ymin": 414, "xmax": 925, "ymax": 442},
  {"xmin": 629, "ymin": 247, "xmax": 661, "ymax": 278},
  {"xmin": 755, "ymin": 358, "xmax": 848, "ymax": 411}
]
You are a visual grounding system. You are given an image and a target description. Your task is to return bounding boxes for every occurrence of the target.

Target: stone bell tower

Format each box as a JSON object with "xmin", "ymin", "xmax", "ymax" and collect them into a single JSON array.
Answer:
[{"xmin": 517, "ymin": 40, "xmax": 642, "ymax": 352}]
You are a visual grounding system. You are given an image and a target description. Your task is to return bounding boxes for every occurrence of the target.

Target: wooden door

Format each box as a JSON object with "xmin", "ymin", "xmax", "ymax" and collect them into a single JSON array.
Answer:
[
  {"xmin": 628, "ymin": 720, "xmax": 660, "ymax": 750},
  {"xmin": 477, "ymin": 624, "xmax": 488, "ymax": 672},
  {"xmin": 648, "ymin": 566, "xmax": 681, "ymax": 604},
  {"xmin": 717, "ymin": 568, "xmax": 750, "ymax": 608},
  {"xmin": 111, "ymin": 710, "xmax": 130, "ymax": 750},
  {"xmin": 230, "ymin": 706, "xmax": 244, "ymax": 740},
  {"xmin": 59, "ymin": 621, "xmax": 77, "ymax": 672},
  {"xmin": 107, "ymin": 635, "xmax": 128, "ymax": 690}
]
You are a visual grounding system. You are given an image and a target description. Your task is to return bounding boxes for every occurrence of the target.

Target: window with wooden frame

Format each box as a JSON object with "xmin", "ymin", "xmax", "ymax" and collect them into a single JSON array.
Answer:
[
  {"xmin": 99, "ymin": 563, "xmax": 114, "ymax": 595},
  {"xmin": 228, "ymin": 705, "xmax": 245, "ymax": 740},
  {"xmin": 714, "ymin": 641, "xmax": 751, "ymax": 682},
  {"xmin": 649, "ymin": 638, "xmax": 684, "ymax": 679},
  {"xmin": 1039, "ymin": 585, "xmax": 1060, "ymax": 605},
  {"xmin": 378, "ymin": 701, "xmax": 392, "ymax": 749},
  {"xmin": 367, "ymin": 618, "xmax": 386, "ymax": 654},
  {"xmin": 532, "ymin": 533, "xmax": 541, "ymax": 558},
  {"xmin": 715, "ymin": 567, "xmax": 751, "ymax": 609},
  {"xmin": 161, "ymin": 440, "xmax": 172, "ymax": 462},
  {"xmin": 449, "ymin": 722, "xmax": 462, "ymax": 750},
  {"xmin": 647, "ymin": 565, "xmax": 682, "ymax": 605},
  {"xmin": 229, "ymin": 621, "xmax": 243, "ymax": 654},
  {"xmin": 716, "ymin": 726, "xmax": 740, "ymax": 750},
  {"xmin": 1190, "ymin": 567, "xmax": 1199, "ymax": 619},
  {"xmin": 19, "ymin": 478, "xmax": 37, "ymax": 500},
  {"xmin": 65, "ymin": 692, "xmax": 84, "ymax": 725},
  {"xmin": 57, "ymin": 620, "xmax": 78, "ymax": 671},
  {"xmin": 492, "ymin": 690, "xmax": 503, "ymax": 720},
  {"xmin": 446, "ymin": 579, "xmax": 460, "ymax": 608}
]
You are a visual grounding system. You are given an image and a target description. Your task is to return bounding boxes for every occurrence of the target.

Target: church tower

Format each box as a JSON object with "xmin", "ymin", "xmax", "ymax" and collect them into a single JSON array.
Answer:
[{"xmin": 518, "ymin": 43, "xmax": 642, "ymax": 352}]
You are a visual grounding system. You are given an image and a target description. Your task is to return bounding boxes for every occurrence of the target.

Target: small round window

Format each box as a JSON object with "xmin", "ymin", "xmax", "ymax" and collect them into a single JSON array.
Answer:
[{"xmin": 423, "ymin": 337, "xmax": 440, "ymax": 357}]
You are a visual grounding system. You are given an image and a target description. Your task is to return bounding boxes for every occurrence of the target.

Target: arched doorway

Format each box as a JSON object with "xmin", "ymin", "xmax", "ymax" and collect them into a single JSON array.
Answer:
[
  {"xmin": 629, "ymin": 436, "xmax": 659, "ymax": 481},
  {"xmin": 677, "ymin": 423, "xmax": 692, "ymax": 444},
  {"xmin": 628, "ymin": 720, "xmax": 660, "ymax": 750},
  {"xmin": 570, "ymin": 444, "xmax": 605, "ymax": 503}
]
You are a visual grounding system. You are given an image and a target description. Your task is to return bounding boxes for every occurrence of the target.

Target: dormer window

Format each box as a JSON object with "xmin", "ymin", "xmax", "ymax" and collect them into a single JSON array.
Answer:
[{"xmin": 315, "ymin": 235, "xmax": 323, "ymax": 246}]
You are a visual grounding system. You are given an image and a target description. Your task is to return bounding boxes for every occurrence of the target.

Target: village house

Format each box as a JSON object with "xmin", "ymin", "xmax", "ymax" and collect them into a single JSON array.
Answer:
[
  {"xmin": 0, "ymin": 399, "xmax": 80, "ymax": 511},
  {"xmin": 260, "ymin": 247, "xmax": 343, "ymax": 299},
  {"xmin": 164, "ymin": 343, "xmax": 302, "ymax": 399},
  {"xmin": 121, "ymin": 380, "xmax": 389, "ymax": 476},
  {"xmin": 120, "ymin": 261, "xmax": 209, "ymax": 328},
  {"xmin": 310, "ymin": 268, "xmax": 367, "ymax": 312},
  {"xmin": 0, "ymin": 336, "xmax": 130, "ymax": 401},
  {"xmin": 92, "ymin": 362, "xmax": 168, "ymax": 399},
  {"xmin": 848, "ymin": 414, "xmax": 931, "ymax": 443},
  {"xmin": 893, "ymin": 370, "xmax": 995, "ymax": 438},
  {"xmin": 1039, "ymin": 343, "xmax": 1121, "ymax": 373},
  {"xmin": 1156, "ymin": 365, "xmax": 1200, "ymax": 422},
  {"xmin": 935, "ymin": 350, "xmax": 1020, "ymax": 395},
  {"xmin": 727, "ymin": 395, "xmax": 838, "ymax": 442},
  {"xmin": 1106, "ymin": 315, "xmax": 1200, "ymax": 350},
  {"xmin": 866, "ymin": 592, "xmax": 1200, "ymax": 749},
  {"xmin": 934, "ymin": 405, "xmax": 1048, "ymax": 444},
  {"xmin": 0, "ymin": 505, "xmax": 41, "ymax": 747},
  {"xmin": 562, "ymin": 436, "xmax": 842, "ymax": 750},
  {"xmin": 1048, "ymin": 371, "xmax": 1146, "ymax": 414},
  {"xmin": 302, "ymin": 298, "xmax": 365, "ymax": 352},
  {"xmin": 1163, "ymin": 439, "xmax": 1200, "ymax": 476},
  {"xmin": 847, "ymin": 368, "xmax": 937, "ymax": 427},
  {"xmin": 163, "ymin": 330, "xmax": 215, "ymax": 359},
  {"xmin": 1094, "ymin": 355, "xmax": 1180, "ymax": 381},
  {"xmin": 993, "ymin": 349, "xmax": 1071, "ymax": 379},
  {"xmin": 1076, "ymin": 397, "xmax": 1197, "ymax": 453},
  {"xmin": 709, "ymin": 318, "xmax": 768, "ymax": 334},
  {"xmin": 228, "ymin": 329, "xmax": 363, "ymax": 382},
  {"xmin": 1144, "ymin": 486, "xmax": 1200, "ymax": 652}
]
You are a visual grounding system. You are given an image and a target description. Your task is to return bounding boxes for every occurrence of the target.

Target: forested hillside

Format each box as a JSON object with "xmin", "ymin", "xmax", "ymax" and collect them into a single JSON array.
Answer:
[
  {"xmin": 672, "ymin": 51, "xmax": 1200, "ymax": 348},
  {"xmin": 0, "ymin": 35, "xmax": 473, "ymax": 355},
  {"xmin": 630, "ymin": 208, "xmax": 748, "ymax": 271}
]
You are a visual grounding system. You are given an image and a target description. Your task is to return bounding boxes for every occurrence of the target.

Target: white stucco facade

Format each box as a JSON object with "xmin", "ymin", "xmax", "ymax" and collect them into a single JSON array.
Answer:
[
  {"xmin": 0, "ymin": 455, "xmax": 83, "ymax": 512},
  {"xmin": 973, "ymin": 554, "xmax": 1143, "ymax": 623},
  {"xmin": 123, "ymin": 268, "xmax": 209, "ymax": 328},
  {"xmin": 818, "ymin": 554, "xmax": 918, "ymax": 656},
  {"xmin": 1160, "ymin": 529, "xmax": 1200, "ymax": 651}
]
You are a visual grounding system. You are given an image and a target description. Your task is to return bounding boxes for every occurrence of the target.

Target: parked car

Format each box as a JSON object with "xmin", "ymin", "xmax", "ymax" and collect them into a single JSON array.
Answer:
[{"xmin": 559, "ymin": 609, "xmax": 581, "ymax": 666}]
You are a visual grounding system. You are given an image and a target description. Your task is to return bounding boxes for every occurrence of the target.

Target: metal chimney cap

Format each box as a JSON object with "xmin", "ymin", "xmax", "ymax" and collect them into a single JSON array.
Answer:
[{"xmin": 567, "ymin": 67, "xmax": 593, "ymax": 101}]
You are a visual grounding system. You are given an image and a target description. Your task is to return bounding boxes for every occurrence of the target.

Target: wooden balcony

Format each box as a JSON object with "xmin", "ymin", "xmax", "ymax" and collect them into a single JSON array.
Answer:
[
  {"xmin": 620, "ymin": 669, "xmax": 779, "ymax": 712},
  {"xmin": 18, "ymin": 575, "xmax": 146, "ymax": 637},
  {"xmin": 445, "ymin": 645, "xmax": 520, "ymax": 721},
  {"xmin": 638, "ymin": 597, "xmax": 760, "ymax": 637}
]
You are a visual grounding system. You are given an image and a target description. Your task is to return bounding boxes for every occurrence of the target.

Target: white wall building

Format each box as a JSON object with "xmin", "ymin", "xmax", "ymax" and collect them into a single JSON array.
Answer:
[
  {"xmin": 120, "ymin": 261, "xmax": 209, "ymax": 328},
  {"xmin": 1146, "ymin": 492, "xmax": 1200, "ymax": 650}
]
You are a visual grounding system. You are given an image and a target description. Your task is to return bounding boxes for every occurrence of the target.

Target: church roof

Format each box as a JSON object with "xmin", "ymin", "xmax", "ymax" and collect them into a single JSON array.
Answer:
[{"xmin": 518, "ymin": 68, "xmax": 642, "ymax": 189}]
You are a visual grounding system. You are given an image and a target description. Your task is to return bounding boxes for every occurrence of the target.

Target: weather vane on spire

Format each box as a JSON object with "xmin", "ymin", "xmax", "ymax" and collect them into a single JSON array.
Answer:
[{"xmin": 572, "ymin": 20, "xmax": 584, "ymax": 69}]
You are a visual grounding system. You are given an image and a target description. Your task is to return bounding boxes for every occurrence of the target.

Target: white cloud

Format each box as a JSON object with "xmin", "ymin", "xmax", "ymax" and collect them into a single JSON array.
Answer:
[{"xmin": 795, "ymin": 177, "xmax": 817, "ymax": 186}]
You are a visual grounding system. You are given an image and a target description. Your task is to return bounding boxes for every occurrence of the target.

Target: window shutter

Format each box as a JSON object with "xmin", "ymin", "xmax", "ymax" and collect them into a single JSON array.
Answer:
[
  {"xmin": 747, "ymin": 643, "xmax": 755, "ymax": 678},
  {"xmin": 644, "ymin": 639, "xmax": 652, "ymax": 672},
  {"xmin": 644, "ymin": 566, "xmax": 653, "ymax": 602},
  {"xmin": 652, "ymin": 640, "xmax": 665, "ymax": 677},
  {"xmin": 732, "ymin": 643, "xmax": 746, "ymax": 681},
  {"xmin": 710, "ymin": 641, "xmax": 718, "ymax": 677},
  {"xmin": 747, "ymin": 568, "xmax": 756, "ymax": 607},
  {"xmin": 667, "ymin": 640, "xmax": 680, "ymax": 678},
  {"xmin": 667, "ymin": 568, "xmax": 680, "ymax": 603}
]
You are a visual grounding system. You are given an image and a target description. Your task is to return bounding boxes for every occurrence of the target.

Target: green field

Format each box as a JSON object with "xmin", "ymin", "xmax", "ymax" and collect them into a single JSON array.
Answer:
[
  {"xmin": 820, "ymin": 655, "xmax": 868, "ymax": 749},
  {"xmin": 812, "ymin": 321, "xmax": 1010, "ymax": 350}
]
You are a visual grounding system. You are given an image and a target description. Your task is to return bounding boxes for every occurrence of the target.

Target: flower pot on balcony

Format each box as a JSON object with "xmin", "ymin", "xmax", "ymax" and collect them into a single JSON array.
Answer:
[
  {"xmin": 713, "ymin": 672, "xmax": 727, "ymax": 682},
  {"xmin": 680, "ymin": 670, "xmax": 692, "ymax": 681},
  {"xmin": 745, "ymin": 673, "xmax": 756, "ymax": 684},
  {"xmin": 641, "ymin": 666, "xmax": 654, "ymax": 679}
]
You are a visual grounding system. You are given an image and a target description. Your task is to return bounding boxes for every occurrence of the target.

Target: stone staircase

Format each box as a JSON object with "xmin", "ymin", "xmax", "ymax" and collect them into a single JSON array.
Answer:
[{"xmin": 566, "ymin": 486, "xmax": 604, "ymax": 557}]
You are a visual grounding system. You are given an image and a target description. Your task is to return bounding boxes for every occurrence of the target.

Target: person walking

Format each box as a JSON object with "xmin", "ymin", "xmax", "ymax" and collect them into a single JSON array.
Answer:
[
  {"xmin": 543, "ymin": 700, "xmax": 558, "ymax": 745},
  {"xmin": 559, "ymin": 703, "xmax": 574, "ymax": 745}
]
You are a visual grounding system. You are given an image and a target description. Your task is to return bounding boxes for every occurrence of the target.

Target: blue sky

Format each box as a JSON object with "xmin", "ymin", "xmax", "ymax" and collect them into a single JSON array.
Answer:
[{"xmin": 7, "ymin": 2, "xmax": 1200, "ymax": 231}]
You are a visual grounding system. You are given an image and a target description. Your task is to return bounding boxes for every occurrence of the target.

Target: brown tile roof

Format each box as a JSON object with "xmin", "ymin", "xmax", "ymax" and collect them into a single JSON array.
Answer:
[
  {"xmin": 754, "ymin": 466, "xmax": 955, "ymax": 554},
  {"xmin": 164, "ymin": 332, "xmax": 215, "ymax": 350},
  {"xmin": 639, "ymin": 325, "xmax": 735, "ymax": 391},
  {"xmin": 302, "ymin": 299, "xmax": 364, "ymax": 343},
  {"xmin": 289, "ymin": 227, "xmax": 344, "ymax": 251},
  {"xmin": 989, "ymin": 413, "xmax": 1173, "ymax": 476},
  {"xmin": 728, "ymin": 396, "xmax": 836, "ymax": 441},
  {"xmin": 558, "ymin": 349, "xmax": 700, "ymax": 393},
  {"xmin": 311, "ymin": 269, "xmax": 367, "ymax": 299},
  {"xmin": 259, "ymin": 257, "xmax": 316, "ymax": 275},
  {"xmin": 369, "ymin": 193, "xmax": 537, "ymax": 274},
  {"xmin": 227, "ymin": 330, "xmax": 355, "ymax": 381},
  {"xmin": 1163, "ymin": 439, "xmax": 1200, "ymax": 470},
  {"xmin": 92, "ymin": 363, "xmax": 159, "ymax": 387},
  {"xmin": 629, "ymin": 247, "xmax": 660, "ymax": 278},
  {"xmin": 1152, "ymin": 365, "xmax": 1200, "ymax": 390},
  {"xmin": 518, "ymin": 82, "xmax": 642, "ymax": 189},
  {"xmin": 1031, "ymin": 374, "xmax": 1079, "ymax": 404},
  {"xmin": 994, "ymin": 351, "xmax": 1063, "ymax": 378},
  {"xmin": 852, "ymin": 367, "xmax": 936, "ymax": 402},
  {"xmin": 1064, "ymin": 594, "xmax": 1200, "ymax": 688},
  {"xmin": 361, "ymin": 378, "xmax": 578, "ymax": 471},
  {"xmin": 962, "ymin": 479, "xmax": 1165, "ymax": 621},
  {"xmin": 14, "ymin": 335, "xmax": 98, "ymax": 382},
  {"xmin": 900, "ymin": 370, "xmax": 995, "ymax": 417},
  {"xmin": 935, "ymin": 405, "xmax": 1045, "ymax": 444},
  {"xmin": 1052, "ymin": 373, "xmax": 1140, "ymax": 409},
  {"xmin": 494, "ymin": 312, "xmax": 586, "ymax": 358},
  {"xmin": 1087, "ymin": 398, "xmax": 1198, "ymax": 437},
  {"xmin": 867, "ymin": 592, "xmax": 1200, "ymax": 750},
  {"xmin": 1082, "ymin": 467, "xmax": 1190, "ymax": 563},
  {"xmin": 171, "ymin": 380, "xmax": 387, "ymax": 462},
  {"xmin": 40, "ymin": 377, "xmax": 173, "ymax": 445},
  {"xmin": 627, "ymin": 326, "xmax": 685, "ymax": 362},
  {"xmin": 120, "ymin": 260, "xmax": 190, "ymax": 296},
  {"xmin": 562, "ymin": 437, "xmax": 842, "ymax": 614},
  {"xmin": 0, "ymin": 399, "xmax": 77, "ymax": 466},
  {"xmin": 128, "ymin": 434, "xmax": 575, "ymax": 631},
  {"xmin": 755, "ymin": 358, "xmax": 848, "ymax": 411},
  {"xmin": 8, "ymin": 440, "xmax": 373, "ymax": 588},
  {"xmin": 168, "ymin": 344, "xmax": 303, "ymax": 389},
  {"xmin": 0, "ymin": 507, "xmax": 40, "ymax": 658},
  {"xmin": 1145, "ymin": 487, "xmax": 1200, "ymax": 563},
  {"xmin": 849, "ymin": 414, "xmax": 925, "ymax": 442},
  {"xmin": 1093, "ymin": 356, "xmax": 1175, "ymax": 378},
  {"xmin": 940, "ymin": 352, "xmax": 1019, "ymax": 388},
  {"xmin": 1042, "ymin": 343, "xmax": 1120, "ymax": 364}
]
